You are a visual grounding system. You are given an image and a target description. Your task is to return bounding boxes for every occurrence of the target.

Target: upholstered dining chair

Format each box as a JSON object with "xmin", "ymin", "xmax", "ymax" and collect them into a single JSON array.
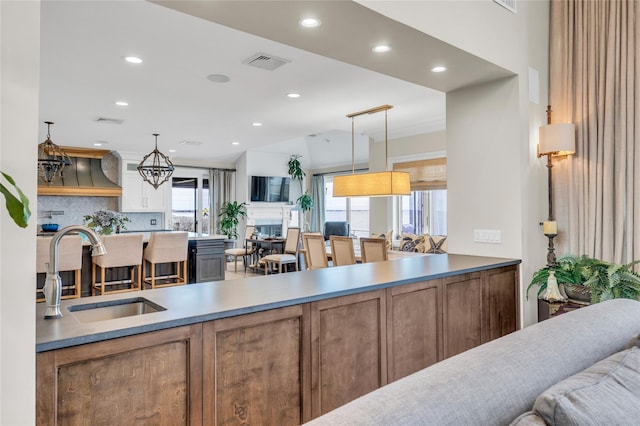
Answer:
[
  {"xmin": 303, "ymin": 233, "xmax": 329, "ymax": 270},
  {"xmin": 36, "ymin": 235, "xmax": 83, "ymax": 301},
  {"xmin": 262, "ymin": 227, "xmax": 300, "ymax": 274},
  {"xmin": 359, "ymin": 237, "xmax": 388, "ymax": 263},
  {"xmin": 142, "ymin": 231, "xmax": 188, "ymax": 289},
  {"xmin": 92, "ymin": 233, "xmax": 144, "ymax": 295},
  {"xmin": 225, "ymin": 225, "xmax": 256, "ymax": 273},
  {"xmin": 329, "ymin": 235, "xmax": 356, "ymax": 266}
]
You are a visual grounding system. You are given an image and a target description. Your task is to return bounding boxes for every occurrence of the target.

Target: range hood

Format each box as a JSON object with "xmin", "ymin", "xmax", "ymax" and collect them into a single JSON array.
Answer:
[{"xmin": 37, "ymin": 147, "xmax": 122, "ymax": 197}]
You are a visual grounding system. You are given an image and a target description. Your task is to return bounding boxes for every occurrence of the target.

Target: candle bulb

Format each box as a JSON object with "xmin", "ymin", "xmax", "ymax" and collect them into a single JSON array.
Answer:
[{"xmin": 543, "ymin": 221, "xmax": 558, "ymax": 235}]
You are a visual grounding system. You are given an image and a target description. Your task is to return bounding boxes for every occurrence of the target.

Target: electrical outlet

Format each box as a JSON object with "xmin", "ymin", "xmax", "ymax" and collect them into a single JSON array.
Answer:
[{"xmin": 150, "ymin": 219, "xmax": 157, "ymax": 225}]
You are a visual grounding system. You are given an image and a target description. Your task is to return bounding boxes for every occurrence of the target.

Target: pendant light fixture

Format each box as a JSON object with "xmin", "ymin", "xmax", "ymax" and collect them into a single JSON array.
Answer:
[
  {"xmin": 37, "ymin": 121, "xmax": 70, "ymax": 184},
  {"xmin": 137, "ymin": 133, "xmax": 175, "ymax": 189},
  {"xmin": 333, "ymin": 105, "xmax": 410, "ymax": 197}
]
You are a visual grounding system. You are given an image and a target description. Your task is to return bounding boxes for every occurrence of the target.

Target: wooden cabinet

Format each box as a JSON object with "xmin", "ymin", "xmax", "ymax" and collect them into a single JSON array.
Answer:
[
  {"xmin": 203, "ymin": 305, "xmax": 310, "ymax": 425},
  {"xmin": 118, "ymin": 153, "xmax": 169, "ymax": 212},
  {"xmin": 310, "ymin": 290, "xmax": 386, "ymax": 418},
  {"xmin": 386, "ymin": 279, "xmax": 442, "ymax": 382},
  {"xmin": 36, "ymin": 325, "xmax": 202, "ymax": 425},
  {"xmin": 443, "ymin": 272, "xmax": 483, "ymax": 358},
  {"xmin": 482, "ymin": 265, "xmax": 519, "ymax": 343}
]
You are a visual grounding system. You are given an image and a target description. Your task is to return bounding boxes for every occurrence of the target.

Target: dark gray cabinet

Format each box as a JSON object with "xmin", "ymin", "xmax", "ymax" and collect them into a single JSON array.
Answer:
[{"xmin": 188, "ymin": 238, "xmax": 225, "ymax": 283}]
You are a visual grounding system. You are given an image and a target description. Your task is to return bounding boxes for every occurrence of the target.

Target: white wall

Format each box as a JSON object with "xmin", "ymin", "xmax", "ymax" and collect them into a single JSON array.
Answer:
[{"xmin": 0, "ymin": 1, "xmax": 40, "ymax": 423}]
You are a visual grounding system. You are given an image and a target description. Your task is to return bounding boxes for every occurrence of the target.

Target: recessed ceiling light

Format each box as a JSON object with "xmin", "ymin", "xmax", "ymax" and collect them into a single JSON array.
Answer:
[
  {"xmin": 169, "ymin": 149, "xmax": 176, "ymax": 153},
  {"xmin": 299, "ymin": 17, "xmax": 321, "ymax": 28},
  {"xmin": 231, "ymin": 141, "xmax": 240, "ymax": 146},
  {"xmin": 372, "ymin": 45, "xmax": 392, "ymax": 53},
  {"xmin": 93, "ymin": 142, "xmax": 103, "ymax": 147},
  {"xmin": 206, "ymin": 74, "xmax": 230, "ymax": 83},
  {"xmin": 287, "ymin": 93, "xmax": 301, "ymax": 98},
  {"xmin": 431, "ymin": 66, "xmax": 447, "ymax": 73},
  {"xmin": 115, "ymin": 101, "xmax": 128, "ymax": 106},
  {"xmin": 124, "ymin": 56, "xmax": 143, "ymax": 64},
  {"xmin": 252, "ymin": 122, "xmax": 262, "ymax": 127}
]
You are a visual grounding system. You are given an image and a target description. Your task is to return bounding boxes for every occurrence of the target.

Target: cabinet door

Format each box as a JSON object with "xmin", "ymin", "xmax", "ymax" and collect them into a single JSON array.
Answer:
[
  {"xmin": 387, "ymin": 279, "xmax": 442, "ymax": 382},
  {"xmin": 120, "ymin": 171, "xmax": 144, "ymax": 211},
  {"xmin": 120, "ymin": 166, "xmax": 168, "ymax": 212},
  {"xmin": 482, "ymin": 265, "xmax": 519, "ymax": 343},
  {"xmin": 203, "ymin": 305, "xmax": 310, "ymax": 425},
  {"xmin": 442, "ymin": 272, "xmax": 482, "ymax": 358},
  {"xmin": 144, "ymin": 181, "xmax": 168, "ymax": 211},
  {"xmin": 310, "ymin": 290, "xmax": 386, "ymax": 418},
  {"xmin": 36, "ymin": 325, "xmax": 203, "ymax": 426}
]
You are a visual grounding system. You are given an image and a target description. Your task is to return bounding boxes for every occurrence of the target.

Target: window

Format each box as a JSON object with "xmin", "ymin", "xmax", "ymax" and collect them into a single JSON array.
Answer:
[
  {"xmin": 171, "ymin": 175, "xmax": 209, "ymax": 233},
  {"xmin": 324, "ymin": 178, "xmax": 370, "ymax": 238},
  {"xmin": 399, "ymin": 190, "xmax": 447, "ymax": 236}
]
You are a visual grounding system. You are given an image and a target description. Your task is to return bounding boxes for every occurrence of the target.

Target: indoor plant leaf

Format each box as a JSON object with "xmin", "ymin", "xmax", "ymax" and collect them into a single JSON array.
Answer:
[{"xmin": 0, "ymin": 171, "xmax": 31, "ymax": 228}]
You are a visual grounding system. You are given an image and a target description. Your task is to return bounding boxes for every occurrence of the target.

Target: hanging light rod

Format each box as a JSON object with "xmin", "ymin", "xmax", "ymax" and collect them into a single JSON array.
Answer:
[{"xmin": 346, "ymin": 104, "xmax": 393, "ymax": 118}]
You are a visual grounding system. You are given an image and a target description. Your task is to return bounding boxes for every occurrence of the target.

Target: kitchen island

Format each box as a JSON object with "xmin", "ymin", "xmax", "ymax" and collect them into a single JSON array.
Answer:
[{"xmin": 36, "ymin": 254, "xmax": 520, "ymax": 425}]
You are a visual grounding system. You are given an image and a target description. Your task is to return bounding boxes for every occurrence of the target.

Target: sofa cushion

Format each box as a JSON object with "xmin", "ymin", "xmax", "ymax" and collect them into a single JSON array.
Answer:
[
  {"xmin": 509, "ymin": 411, "xmax": 547, "ymax": 426},
  {"xmin": 371, "ymin": 230, "xmax": 393, "ymax": 251},
  {"xmin": 533, "ymin": 347, "xmax": 640, "ymax": 425},
  {"xmin": 425, "ymin": 234, "xmax": 447, "ymax": 254},
  {"xmin": 399, "ymin": 233, "xmax": 425, "ymax": 252}
]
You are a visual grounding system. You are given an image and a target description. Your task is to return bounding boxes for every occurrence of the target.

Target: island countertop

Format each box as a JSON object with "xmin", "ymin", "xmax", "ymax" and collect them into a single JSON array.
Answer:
[{"xmin": 36, "ymin": 254, "xmax": 521, "ymax": 352}]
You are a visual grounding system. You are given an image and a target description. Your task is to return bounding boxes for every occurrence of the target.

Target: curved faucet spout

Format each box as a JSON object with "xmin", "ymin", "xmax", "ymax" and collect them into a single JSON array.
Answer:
[{"xmin": 44, "ymin": 225, "xmax": 107, "ymax": 319}]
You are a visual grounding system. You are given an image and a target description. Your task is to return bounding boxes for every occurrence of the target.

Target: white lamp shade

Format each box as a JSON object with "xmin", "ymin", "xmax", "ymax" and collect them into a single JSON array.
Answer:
[
  {"xmin": 539, "ymin": 123, "xmax": 576, "ymax": 155},
  {"xmin": 333, "ymin": 171, "xmax": 411, "ymax": 197}
]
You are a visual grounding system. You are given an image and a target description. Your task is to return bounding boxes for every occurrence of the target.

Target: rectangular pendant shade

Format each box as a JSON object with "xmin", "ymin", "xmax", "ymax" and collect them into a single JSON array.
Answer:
[{"xmin": 333, "ymin": 171, "xmax": 411, "ymax": 197}]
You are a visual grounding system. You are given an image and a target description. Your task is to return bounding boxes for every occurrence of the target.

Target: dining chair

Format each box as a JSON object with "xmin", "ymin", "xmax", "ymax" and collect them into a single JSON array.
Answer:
[
  {"xmin": 303, "ymin": 233, "xmax": 329, "ymax": 270},
  {"xmin": 92, "ymin": 233, "xmax": 144, "ymax": 295},
  {"xmin": 225, "ymin": 225, "xmax": 256, "ymax": 273},
  {"xmin": 360, "ymin": 237, "xmax": 388, "ymax": 263},
  {"xmin": 142, "ymin": 231, "xmax": 188, "ymax": 289},
  {"xmin": 36, "ymin": 235, "xmax": 83, "ymax": 301},
  {"xmin": 329, "ymin": 235, "xmax": 356, "ymax": 266},
  {"xmin": 263, "ymin": 227, "xmax": 300, "ymax": 274}
]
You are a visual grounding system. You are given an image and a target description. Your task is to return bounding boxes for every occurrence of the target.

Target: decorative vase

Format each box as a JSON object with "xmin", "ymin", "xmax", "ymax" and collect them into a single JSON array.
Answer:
[{"xmin": 562, "ymin": 284, "xmax": 591, "ymax": 303}]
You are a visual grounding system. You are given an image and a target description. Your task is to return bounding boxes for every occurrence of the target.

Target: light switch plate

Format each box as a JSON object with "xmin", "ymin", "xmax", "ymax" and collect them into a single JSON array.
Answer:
[{"xmin": 474, "ymin": 229, "xmax": 501, "ymax": 244}]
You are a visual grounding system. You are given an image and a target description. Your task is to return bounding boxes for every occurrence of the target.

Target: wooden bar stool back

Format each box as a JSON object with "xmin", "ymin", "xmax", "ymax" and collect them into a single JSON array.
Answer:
[
  {"xmin": 303, "ymin": 233, "xmax": 329, "ymax": 270},
  {"xmin": 143, "ymin": 232, "xmax": 188, "ymax": 289},
  {"xmin": 36, "ymin": 235, "xmax": 83, "ymax": 301},
  {"xmin": 263, "ymin": 227, "xmax": 300, "ymax": 274},
  {"xmin": 92, "ymin": 233, "xmax": 144, "ymax": 295},
  {"xmin": 359, "ymin": 237, "xmax": 388, "ymax": 263},
  {"xmin": 329, "ymin": 235, "xmax": 357, "ymax": 266}
]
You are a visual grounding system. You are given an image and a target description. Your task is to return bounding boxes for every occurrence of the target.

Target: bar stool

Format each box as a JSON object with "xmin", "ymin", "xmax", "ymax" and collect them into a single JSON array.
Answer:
[
  {"xmin": 36, "ymin": 235, "xmax": 83, "ymax": 301},
  {"xmin": 142, "ymin": 232, "xmax": 188, "ymax": 289},
  {"xmin": 92, "ymin": 233, "xmax": 144, "ymax": 295}
]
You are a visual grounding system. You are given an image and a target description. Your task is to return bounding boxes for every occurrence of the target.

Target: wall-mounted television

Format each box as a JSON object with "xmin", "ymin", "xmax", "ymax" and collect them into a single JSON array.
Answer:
[{"xmin": 250, "ymin": 176, "xmax": 290, "ymax": 202}]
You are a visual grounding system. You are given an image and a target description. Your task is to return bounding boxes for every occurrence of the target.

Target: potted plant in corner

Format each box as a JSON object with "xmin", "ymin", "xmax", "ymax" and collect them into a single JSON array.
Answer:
[
  {"xmin": 288, "ymin": 155, "xmax": 314, "ymax": 231},
  {"xmin": 218, "ymin": 201, "xmax": 247, "ymax": 247},
  {"xmin": 527, "ymin": 254, "xmax": 640, "ymax": 304}
]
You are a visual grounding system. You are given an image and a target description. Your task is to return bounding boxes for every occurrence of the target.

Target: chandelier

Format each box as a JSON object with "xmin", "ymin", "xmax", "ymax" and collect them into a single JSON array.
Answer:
[
  {"xmin": 137, "ymin": 133, "xmax": 174, "ymax": 189},
  {"xmin": 37, "ymin": 121, "xmax": 70, "ymax": 184},
  {"xmin": 333, "ymin": 105, "xmax": 410, "ymax": 197}
]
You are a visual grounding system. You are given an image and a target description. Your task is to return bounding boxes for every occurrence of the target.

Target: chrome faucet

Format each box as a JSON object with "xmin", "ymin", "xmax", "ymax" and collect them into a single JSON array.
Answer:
[{"xmin": 43, "ymin": 225, "xmax": 107, "ymax": 319}]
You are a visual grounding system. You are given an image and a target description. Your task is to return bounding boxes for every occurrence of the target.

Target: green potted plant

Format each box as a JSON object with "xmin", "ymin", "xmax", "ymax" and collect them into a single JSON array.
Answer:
[
  {"xmin": 288, "ymin": 155, "xmax": 314, "ymax": 231},
  {"xmin": 218, "ymin": 201, "xmax": 247, "ymax": 241},
  {"xmin": 527, "ymin": 254, "xmax": 640, "ymax": 304},
  {"xmin": 0, "ymin": 171, "xmax": 31, "ymax": 228}
]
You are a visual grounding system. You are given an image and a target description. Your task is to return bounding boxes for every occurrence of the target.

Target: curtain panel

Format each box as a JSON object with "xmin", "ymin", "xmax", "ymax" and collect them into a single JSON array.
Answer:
[
  {"xmin": 210, "ymin": 169, "xmax": 236, "ymax": 234},
  {"xmin": 550, "ymin": 0, "xmax": 640, "ymax": 264}
]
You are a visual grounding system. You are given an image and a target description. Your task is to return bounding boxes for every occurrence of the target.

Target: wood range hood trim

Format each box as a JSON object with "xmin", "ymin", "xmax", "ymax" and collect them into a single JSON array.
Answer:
[{"xmin": 37, "ymin": 147, "xmax": 123, "ymax": 197}]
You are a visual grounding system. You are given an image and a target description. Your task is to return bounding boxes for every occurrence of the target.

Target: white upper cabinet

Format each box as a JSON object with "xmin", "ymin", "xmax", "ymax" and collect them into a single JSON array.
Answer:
[{"xmin": 117, "ymin": 152, "xmax": 169, "ymax": 212}]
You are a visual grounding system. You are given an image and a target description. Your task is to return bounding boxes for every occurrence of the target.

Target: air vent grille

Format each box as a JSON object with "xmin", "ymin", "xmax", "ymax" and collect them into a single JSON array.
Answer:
[
  {"xmin": 243, "ymin": 52, "xmax": 291, "ymax": 71},
  {"xmin": 494, "ymin": 0, "xmax": 516, "ymax": 13},
  {"xmin": 95, "ymin": 117, "xmax": 124, "ymax": 125},
  {"xmin": 178, "ymin": 140, "xmax": 203, "ymax": 146}
]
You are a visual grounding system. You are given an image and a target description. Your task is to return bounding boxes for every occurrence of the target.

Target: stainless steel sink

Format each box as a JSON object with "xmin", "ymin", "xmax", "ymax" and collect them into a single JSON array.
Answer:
[{"xmin": 67, "ymin": 297, "xmax": 166, "ymax": 323}]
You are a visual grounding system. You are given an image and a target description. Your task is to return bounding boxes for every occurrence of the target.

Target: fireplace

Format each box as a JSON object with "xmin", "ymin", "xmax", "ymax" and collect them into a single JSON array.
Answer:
[{"xmin": 246, "ymin": 204, "xmax": 296, "ymax": 238}]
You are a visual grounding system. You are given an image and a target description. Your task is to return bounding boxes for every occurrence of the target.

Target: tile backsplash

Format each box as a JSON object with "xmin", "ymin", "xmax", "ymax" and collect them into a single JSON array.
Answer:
[{"xmin": 38, "ymin": 196, "xmax": 164, "ymax": 232}]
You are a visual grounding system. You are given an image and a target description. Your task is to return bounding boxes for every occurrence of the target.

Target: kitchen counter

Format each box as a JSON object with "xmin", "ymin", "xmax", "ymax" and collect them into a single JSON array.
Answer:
[
  {"xmin": 36, "ymin": 254, "xmax": 520, "ymax": 352},
  {"xmin": 37, "ymin": 230, "xmax": 227, "ymax": 244}
]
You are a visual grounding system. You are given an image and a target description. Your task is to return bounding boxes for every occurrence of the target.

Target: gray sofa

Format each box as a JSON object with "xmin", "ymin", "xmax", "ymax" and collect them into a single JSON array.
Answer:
[{"xmin": 306, "ymin": 299, "xmax": 640, "ymax": 425}]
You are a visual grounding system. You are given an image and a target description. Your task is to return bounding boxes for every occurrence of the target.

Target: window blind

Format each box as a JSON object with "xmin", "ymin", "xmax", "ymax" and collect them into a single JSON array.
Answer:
[{"xmin": 393, "ymin": 158, "xmax": 446, "ymax": 191}]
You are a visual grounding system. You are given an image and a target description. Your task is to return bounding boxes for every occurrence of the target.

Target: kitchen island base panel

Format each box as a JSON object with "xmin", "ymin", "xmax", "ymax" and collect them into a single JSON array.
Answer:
[{"xmin": 36, "ymin": 263, "xmax": 518, "ymax": 425}]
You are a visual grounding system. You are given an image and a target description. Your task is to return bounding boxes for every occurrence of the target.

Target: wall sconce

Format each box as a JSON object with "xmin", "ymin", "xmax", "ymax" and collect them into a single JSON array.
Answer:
[{"xmin": 333, "ymin": 105, "xmax": 410, "ymax": 197}]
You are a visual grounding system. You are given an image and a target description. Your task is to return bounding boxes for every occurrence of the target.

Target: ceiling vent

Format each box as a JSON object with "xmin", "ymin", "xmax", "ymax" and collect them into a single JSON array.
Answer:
[
  {"xmin": 494, "ymin": 0, "xmax": 516, "ymax": 13},
  {"xmin": 178, "ymin": 140, "xmax": 203, "ymax": 146},
  {"xmin": 243, "ymin": 52, "xmax": 291, "ymax": 71},
  {"xmin": 95, "ymin": 117, "xmax": 124, "ymax": 125}
]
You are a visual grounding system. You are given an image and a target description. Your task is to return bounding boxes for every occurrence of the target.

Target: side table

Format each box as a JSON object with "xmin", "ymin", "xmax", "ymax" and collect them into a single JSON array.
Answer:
[{"xmin": 538, "ymin": 298, "xmax": 589, "ymax": 322}]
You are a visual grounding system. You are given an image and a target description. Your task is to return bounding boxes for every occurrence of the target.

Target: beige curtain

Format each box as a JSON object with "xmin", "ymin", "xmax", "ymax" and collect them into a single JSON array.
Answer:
[
  {"xmin": 210, "ymin": 169, "xmax": 236, "ymax": 234},
  {"xmin": 550, "ymin": 0, "xmax": 640, "ymax": 264}
]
